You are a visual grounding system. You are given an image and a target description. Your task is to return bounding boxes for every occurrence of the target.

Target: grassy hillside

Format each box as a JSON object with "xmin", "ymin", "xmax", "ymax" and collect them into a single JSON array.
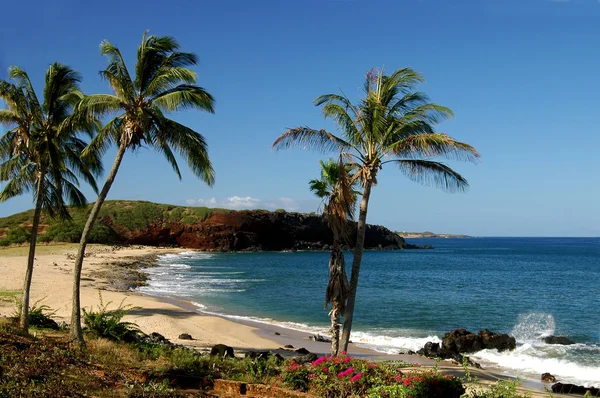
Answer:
[{"xmin": 0, "ymin": 200, "xmax": 231, "ymax": 246}]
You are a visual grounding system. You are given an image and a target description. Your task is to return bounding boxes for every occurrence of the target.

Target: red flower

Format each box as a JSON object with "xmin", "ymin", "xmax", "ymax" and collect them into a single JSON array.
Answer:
[{"xmin": 350, "ymin": 372, "xmax": 363, "ymax": 382}]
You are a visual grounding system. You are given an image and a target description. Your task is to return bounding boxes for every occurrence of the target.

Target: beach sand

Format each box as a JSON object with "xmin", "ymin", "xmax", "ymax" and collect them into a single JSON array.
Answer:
[{"xmin": 0, "ymin": 244, "xmax": 565, "ymax": 397}]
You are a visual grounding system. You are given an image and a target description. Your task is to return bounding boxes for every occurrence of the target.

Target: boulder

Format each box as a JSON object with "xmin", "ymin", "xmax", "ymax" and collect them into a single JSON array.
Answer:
[
  {"xmin": 442, "ymin": 329, "xmax": 516, "ymax": 354},
  {"xmin": 245, "ymin": 351, "xmax": 284, "ymax": 363},
  {"xmin": 178, "ymin": 333, "xmax": 193, "ymax": 340},
  {"xmin": 274, "ymin": 332, "xmax": 280, "ymax": 336},
  {"xmin": 138, "ymin": 332, "xmax": 172, "ymax": 346},
  {"xmin": 295, "ymin": 347, "xmax": 310, "ymax": 354},
  {"xmin": 37, "ymin": 317, "xmax": 59, "ymax": 330},
  {"xmin": 210, "ymin": 344, "xmax": 234, "ymax": 358},
  {"xmin": 284, "ymin": 344, "xmax": 294, "ymax": 349},
  {"xmin": 478, "ymin": 329, "xmax": 516, "ymax": 352},
  {"xmin": 543, "ymin": 336, "xmax": 574, "ymax": 345},
  {"xmin": 309, "ymin": 335, "xmax": 331, "ymax": 343},
  {"xmin": 417, "ymin": 342, "xmax": 441, "ymax": 358},
  {"xmin": 541, "ymin": 373, "xmax": 556, "ymax": 383},
  {"xmin": 292, "ymin": 353, "xmax": 318, "ymax": 364},
  {"xmin": 552, "ymin": 383, "xmax": 600, "ymax": 395}
]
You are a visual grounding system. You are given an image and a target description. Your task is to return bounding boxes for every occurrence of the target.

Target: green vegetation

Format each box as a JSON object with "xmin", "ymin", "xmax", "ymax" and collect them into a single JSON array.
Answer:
[
  {"xmin": 273, "ymin": 67, "xmax": 479, "ymax": 351},
  {"xmin": 0, "ymin": 291, "xmax": 20, "ymax": 303},
  {"xmin": 82, "ymin": 292, "xmax": 140, "ymax": 342},
  {"xmin": 0, "ymin": 200, "xmax": 230, "ymax": 246},
  {"xmin": 11, "ymin": 298, "xmax": 57, "ymax": 329}
]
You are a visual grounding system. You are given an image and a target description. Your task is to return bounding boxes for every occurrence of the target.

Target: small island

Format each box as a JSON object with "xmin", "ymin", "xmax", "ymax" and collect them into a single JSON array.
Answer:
[{"xmin": 397, "ymin": 231, "xmax": 471, "ymax": 239}]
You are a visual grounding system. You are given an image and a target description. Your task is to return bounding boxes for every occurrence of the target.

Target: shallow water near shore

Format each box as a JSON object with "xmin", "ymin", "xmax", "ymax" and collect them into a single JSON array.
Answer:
[{"xmin": 140, "ymin": 237, "xmax": 600, "ymax": 387}]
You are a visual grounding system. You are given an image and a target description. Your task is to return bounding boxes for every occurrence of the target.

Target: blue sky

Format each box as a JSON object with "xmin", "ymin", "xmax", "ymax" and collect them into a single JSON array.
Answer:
[{"xmin": 0, "ymin": 0, "xmax": 598, "ymax": 237}]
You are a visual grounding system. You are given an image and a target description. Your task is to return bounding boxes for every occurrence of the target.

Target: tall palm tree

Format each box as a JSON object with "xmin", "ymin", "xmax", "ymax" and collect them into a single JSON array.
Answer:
[
  {"xmin": 0, "ymin": 64, "xmax": 102, "ymax": 332},
  {"xmin": 70, "ymin": 31, "xmax": 216, "ymax": 346},
  {"xmin": 274, "ymin": 67, "xmax": 480, "ymax": 351},
  {"xmin": 309, "ymin": 158, "xmax": 357, "ymax": 356}
]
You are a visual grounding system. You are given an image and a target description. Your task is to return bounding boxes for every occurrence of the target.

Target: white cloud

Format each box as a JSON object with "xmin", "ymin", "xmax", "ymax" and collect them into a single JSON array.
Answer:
[{"xmin": 185, "ymin": 196, "xmax": 300, "ymax": 212}]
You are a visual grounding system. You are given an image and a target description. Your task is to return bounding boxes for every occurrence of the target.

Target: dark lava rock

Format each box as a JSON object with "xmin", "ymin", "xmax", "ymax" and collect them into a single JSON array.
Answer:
[
  {"xmin": 274, "ymin": 332, "xmax": 281, "ymax": 336},
  {"xmin": 284, "ymin": 344, "xmax": 294, "ymax": 349},
  {"xmin": 292, "ymin": 353, "xmax": 318, "ymax": 364},
  {"xmin": 478, "ymin": 329, "xmax": 516, "ymax": 352},
  {"xmin": 541, "ymin": 373, "xmax": 556, "ymax": 382},
  {"xmin": 543, "ymin": 336, "xmax": 575, "ymax": 345},
  {"xmin": 295, "ymin": 347, "xmax": 310, "ymax": 355},
  {"xmin": 138, "ymin": 332, "xmax": 172, "ymax": 346},
  {"xmin": 210, "ymin": 344, "xmax": 234, "ymax": 358},
  {"xmin": 178, "ymin": 333, "xmax": 193, "ymax": 340},
  {"xmin": 552, "ymin": 383, "xmax": 600, "ymax": 395},
  {"xmin": 418, "ymin": 329, "xmax": 515, "ymax": 368},
  {"xmin": 245, "ymin": 351, "xmax": 284, "ymax": 363},
  {"xmin": 443, "ymin": 329, "xmax": 515, "ymax": 354},
  {"xmin": 37, "ymin": 317, "xmax": 59, "ymax": 330},
  {"xmin": 309, "ymin": 335, "xmax": 331, "ymax": 343}
]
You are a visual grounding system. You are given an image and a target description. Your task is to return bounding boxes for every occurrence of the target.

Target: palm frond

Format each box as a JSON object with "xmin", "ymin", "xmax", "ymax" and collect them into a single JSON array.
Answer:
[
  {"xmin": 151, "ymin": 84, "xmax": 214, "ymax": 113},
  {"xmin": 393, "ymin": 159, "xmax": 470, "ymax": 193},
  {"xmin": 389, "ymin": 133, "xmax": 480, "ymax": 162},
  {"xmin": 272, "ymin": 128, "xmax": 352, "ymax": 153}
]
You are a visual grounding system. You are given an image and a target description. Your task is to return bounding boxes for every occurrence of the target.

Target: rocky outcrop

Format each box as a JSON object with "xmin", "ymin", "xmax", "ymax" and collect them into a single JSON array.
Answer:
[
  {"xmin": 417, "ymin": 329, "xmax": 516, "ymax": 365},
  {"xmin": 552, "ymin": 383, "xmax": 600, "ymax": 396},
  {"xmin": 543, "ymin": 336, "xmax": 574, "ymax": 345},
  {"xmin": 108, "ymin": 210, "xmax": 427, "ymax": 252}
]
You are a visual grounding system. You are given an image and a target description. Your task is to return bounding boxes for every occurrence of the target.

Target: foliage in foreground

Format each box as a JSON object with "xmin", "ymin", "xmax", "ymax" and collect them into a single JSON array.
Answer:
[
  {"xmin": 11, "ymin": 298, "xmax": 57, "ymax": 329},
  {"xmin": 280, "ymin": 353, "xmax": 464, "ymax": 398},
  {"xmin": 82, "ymin": 292, "xmax": 140, "ymax": 342}
]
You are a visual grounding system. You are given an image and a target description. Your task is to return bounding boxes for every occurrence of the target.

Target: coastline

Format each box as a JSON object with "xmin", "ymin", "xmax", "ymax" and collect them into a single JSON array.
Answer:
[{"xmin": 0, "ymin": 244, "xmax": 567, "ymax": 396}]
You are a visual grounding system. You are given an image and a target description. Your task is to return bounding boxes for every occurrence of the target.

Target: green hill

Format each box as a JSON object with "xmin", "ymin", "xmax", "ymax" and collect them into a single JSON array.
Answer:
[{"xmin": 0, "ymin": 200, "xmax": 231, "ymax": 246}]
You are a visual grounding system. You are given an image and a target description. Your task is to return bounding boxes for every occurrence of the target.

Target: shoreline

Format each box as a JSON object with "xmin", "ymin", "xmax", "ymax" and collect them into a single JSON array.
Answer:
[{"xmin": 0, "ymin": 244, "xmax": 572, "ymax": 396}]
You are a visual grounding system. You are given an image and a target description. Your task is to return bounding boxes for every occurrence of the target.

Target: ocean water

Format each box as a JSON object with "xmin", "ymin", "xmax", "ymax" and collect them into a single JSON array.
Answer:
[{"xmin": 140, "ymin": 237, "xmax": 600, "ymax": 386}]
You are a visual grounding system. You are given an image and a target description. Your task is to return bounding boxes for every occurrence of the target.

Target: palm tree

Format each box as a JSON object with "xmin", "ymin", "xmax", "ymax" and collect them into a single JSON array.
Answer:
[
  {"xmin": 69, "ymin": 31, "xmax": 216, "ymax": 346},
  {"xmin": 273, "ymin": 67, "xmax": 480, "ymax": 351},
  {"xmin": 0, "ymin": 64, "xmax": 102, "ymax": 332},
  {"xmin": 309, "ymin": 157, "xmax": 357, "ymax": 356}
]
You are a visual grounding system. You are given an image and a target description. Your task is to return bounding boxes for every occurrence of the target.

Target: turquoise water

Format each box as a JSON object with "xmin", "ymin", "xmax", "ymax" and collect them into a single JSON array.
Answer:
[{"xmin": 141, "ymin": 237, "xmax": 600, "ymax": 386}]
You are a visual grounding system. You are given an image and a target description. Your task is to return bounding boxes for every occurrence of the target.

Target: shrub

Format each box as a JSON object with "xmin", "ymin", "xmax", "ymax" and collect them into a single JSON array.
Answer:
[
  {"xmin": 464, "ymin": 378, "xmax": 532, "ymax": 398},
  {"xmin": 82, "ymin": 291, "xmax": 140, "ymax": 342},
  {"xmin": 279, "ymin": 353, "xmax": 464, "ymax": 398},
  {"xmin": 11, "ymin": 297, "xmax": 57, "ymax": 329},
  {"xmin": 5, "ymin": 226, "xmax": 31, "ymax": 244}
]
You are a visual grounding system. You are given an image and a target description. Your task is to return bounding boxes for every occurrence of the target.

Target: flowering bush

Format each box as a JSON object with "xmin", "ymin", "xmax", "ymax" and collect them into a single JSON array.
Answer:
[{"xmin": 279, "ymin": 352, "xmax": 464, "ymax": 398}]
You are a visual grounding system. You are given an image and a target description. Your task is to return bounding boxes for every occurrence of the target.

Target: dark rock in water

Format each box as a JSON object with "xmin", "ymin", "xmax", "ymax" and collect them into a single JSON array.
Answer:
[
  {"xmin": 543, "ymin": 336, "xmax": 575, "ymax": 345},
  {"xmin": 292, "ymin": 353, "xmax": 318, "ymax": 364},
  {"xmin": 309, "ymin": 335, "xmax": 331, "ymax": 343},
  {"xmin": 541, "ymin": 373, "xmax": 556, "ymax": 382},
  {"xmin": 418, "ymin": 329, "xmax": 515, "ymax": 368},
  {"xmin": 443, "ymin": 329, "xmax": 516, "ymax": 354},
  {"xmin": 295, "ymin": 347, "xmax": 310, "ymax": 355},
  {"xmin": 478, "ymin": 329, "xmax": 516, "ymax": 352},
  {"xmin": 274, "ymin": 332, "xmax": 280, "ymax": 336},
  {"xmin": 284, "ymin": 344, "xmax": 294, "ymax": 349},
  {"xmin": 211, "ymin": 344, "xmax": 234, "ymax": 358},
  {"xmin": 417, "ymin": 342, "xmax": 441, "ymax": 357},
  {"xmin": 552, "ymin": 383, "xmax": 600, "ymax": 395},
  {"xmin": 178, "ymin": 333, "xmax": 193, "ymax": 340}
]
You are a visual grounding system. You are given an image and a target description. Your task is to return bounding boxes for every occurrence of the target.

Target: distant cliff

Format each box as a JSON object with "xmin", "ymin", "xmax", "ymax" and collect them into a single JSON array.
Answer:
[
  {"xmin": 0, "ymin": 200, "xmax": 427, "ymax": 251},
  {"xmin": 398, "ymin": 231, "xmax": 471, "ymax": 239}
]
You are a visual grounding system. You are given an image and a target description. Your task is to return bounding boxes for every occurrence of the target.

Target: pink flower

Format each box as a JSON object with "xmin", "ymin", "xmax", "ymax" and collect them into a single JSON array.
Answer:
[
  {"xmin": 322, "ymin": 367, "xmax": 329, "ymax": 373},
  {"xmin": 350, "ymin": 372, "xmax": 363, "ymax": 382},
  {"xmin": 312, "ymin": 356, "xmax": 327, "ymax": 366},
  {"xmin": 367, "ymin": 362, "xmax": 377, "ymax": 369},
  {"xmin": 340, "ymin": 351, "xmax": 347, "ymax": 355},
  {"xmin": 309, "ymin": 373, "xmax": 316, "ymax": 379},
  {"xmin": 337, "ymin": 367, "xmax": 355, "ymax": 378},
  {"xmin": 344, "ymin": 357, "xmax": 352, "ymax": 363}
]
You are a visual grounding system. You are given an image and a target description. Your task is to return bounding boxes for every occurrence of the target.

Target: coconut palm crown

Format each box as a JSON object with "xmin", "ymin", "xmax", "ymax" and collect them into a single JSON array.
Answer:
[
  {"xmin": 69, "ymin": 31, "xmax": 216, "ymax": 346},
  {"xmin": 274, "ymin": 67, "xmax": 480, "ymax": 351},
  {"xmin": 0, "ymin": 63, "xmax": 102, "ymax": 331}
]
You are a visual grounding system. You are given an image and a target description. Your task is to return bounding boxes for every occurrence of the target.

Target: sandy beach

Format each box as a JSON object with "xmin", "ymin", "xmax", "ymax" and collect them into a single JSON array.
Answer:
[{"xmin": 0, "ymin": 244, "xmax": 566, "ymax": 397}]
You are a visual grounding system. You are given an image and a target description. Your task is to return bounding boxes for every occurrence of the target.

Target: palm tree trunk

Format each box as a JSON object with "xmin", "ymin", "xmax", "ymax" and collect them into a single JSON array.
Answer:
[
  {"xmin": 19, "ymin": 174, "xmax": 44, "ymax": 332},
  {"xmin": 340, "ymin": 180, "xmax": 373, "ymax": 352},
  {"xmin": 69, "ymin": 140, "xmax": 127, "ymax": 347},
  {"xmin": 328, "ymin": 245, "xmax": 345, "ymax": 356}
]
